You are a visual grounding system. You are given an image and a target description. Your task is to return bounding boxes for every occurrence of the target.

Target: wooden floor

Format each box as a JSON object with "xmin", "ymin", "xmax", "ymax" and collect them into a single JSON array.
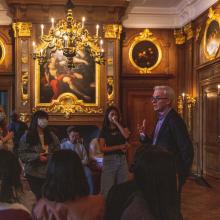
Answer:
[{"xmin": 182, "ymin": 176, "xmax": 220, "ymax": 220}]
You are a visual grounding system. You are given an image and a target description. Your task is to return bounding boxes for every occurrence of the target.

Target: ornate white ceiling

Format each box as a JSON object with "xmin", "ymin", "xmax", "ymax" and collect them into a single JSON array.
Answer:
[
  {"xmin": 0, "ymin": 0, "xmax": 219, "ymax": 27},
  {"xmin": 123, "ymin": 0, "xmax": 219, "ymax": 28}
]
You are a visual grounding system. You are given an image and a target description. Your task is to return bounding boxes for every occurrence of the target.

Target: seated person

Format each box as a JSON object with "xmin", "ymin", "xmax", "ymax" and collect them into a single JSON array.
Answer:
[
  {"xmin": 105, "ymin": 145, "xmax": 180, "ymax": 220},
  {"xmin": 0, "ymin": 106, "xmax": 14, "ymax": 151},
  {"xmin": 60, "ymin": 126, "xmax": 94, "ymax": 194},
  {"xmin": 0, "ymin": 149, "xmax": 36, "ymax": 220},
  {"xmin": 33, "ymin": 150, "xmax": 105, "ymax": 220},
  {"xmin": 8, "ymin": 111, "xmax": 28, "ymax": 155}
]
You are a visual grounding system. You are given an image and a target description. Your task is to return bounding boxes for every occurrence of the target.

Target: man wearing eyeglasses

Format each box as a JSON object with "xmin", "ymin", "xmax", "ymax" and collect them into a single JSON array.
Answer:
[{"xmin": 138, "ymin": 85, "xmax": 194, "ymax": 210}]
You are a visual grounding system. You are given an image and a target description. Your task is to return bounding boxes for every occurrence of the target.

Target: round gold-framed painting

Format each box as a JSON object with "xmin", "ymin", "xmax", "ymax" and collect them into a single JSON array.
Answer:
[
  {"xmin": 204, "ymin": 13, "xmax": 220, "ymax": 60},
  {"xmin": 129, "ymin": 29, "xmax": 162, "ymax": 74},
  {"xmin": 0, "ymin": 39, "xmax": 5, "ymax": 64}
]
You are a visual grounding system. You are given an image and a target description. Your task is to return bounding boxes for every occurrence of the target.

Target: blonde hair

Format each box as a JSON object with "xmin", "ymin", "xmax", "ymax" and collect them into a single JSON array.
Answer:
[{"xmin": 154, "ymin": 86, "xmax": 175, "ymax": 101}]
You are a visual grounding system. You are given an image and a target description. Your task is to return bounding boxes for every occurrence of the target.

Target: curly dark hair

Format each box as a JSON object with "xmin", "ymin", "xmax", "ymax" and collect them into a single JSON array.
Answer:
[
  {"xmin": 42, "ymin": 150, "xmax": 89, "ymax": 202},
  {"xmin": 26, "ymin": 110, "xmax": 53, "ymax": 146},
  {"xmin": 0, "ymin": 150, "xmax": 22, "ymax": 203}
]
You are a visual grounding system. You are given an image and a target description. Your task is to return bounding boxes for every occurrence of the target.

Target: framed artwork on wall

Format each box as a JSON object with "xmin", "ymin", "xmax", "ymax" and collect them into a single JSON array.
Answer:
[
  {"xmin": 129, "ymin": 29, "xmax": 162, "ymax": 74},
  {"xmin": 0, "ymin": 39, "xmax": 5, "ymax": 64},
  {"xmin": 34, "ymin": 46, "xmax": 102, "ymax": 115},
  {"xmin": 204, "ymin": 8, "xmax": 220, "ymax": 60}
]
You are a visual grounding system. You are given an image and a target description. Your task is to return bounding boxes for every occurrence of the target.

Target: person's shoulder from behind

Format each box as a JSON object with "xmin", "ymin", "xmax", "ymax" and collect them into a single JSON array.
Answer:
[
  {"xmin": 33, "ymin": 195, "xmax": 105, "ymax": 220},
  {"xmin": 75, "ymin": 195, "xmax": 105, "ymax": 220},
  {"xmin": 0, "ymin": 202, "xmax": 32, "ymax": 220},
  {"xmin": 121, "ymin": 192, "xmax": 156, "ymax": 220}
]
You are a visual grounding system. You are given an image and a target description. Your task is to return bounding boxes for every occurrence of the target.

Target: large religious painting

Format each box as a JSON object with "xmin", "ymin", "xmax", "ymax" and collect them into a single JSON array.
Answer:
[
  {"xmin": 129, "ymin": 29, "xmax": 162, "ymax": 74},
  {"xmin": 0, "ymin": 39, "xmax": 5, "ymax": 64},
  {"xmin": 34, "ymin": 46, "xmax": 102, "ymax": 115},
  {"xmin": 204, "ymin": 8, "xmax": 220, "ymax": 60}
]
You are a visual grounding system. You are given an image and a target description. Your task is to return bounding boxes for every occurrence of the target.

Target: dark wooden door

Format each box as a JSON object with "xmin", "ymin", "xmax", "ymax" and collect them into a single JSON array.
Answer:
[{"xmin": 202, "ymin": 83, "xmax": 220, "ymax": 177}]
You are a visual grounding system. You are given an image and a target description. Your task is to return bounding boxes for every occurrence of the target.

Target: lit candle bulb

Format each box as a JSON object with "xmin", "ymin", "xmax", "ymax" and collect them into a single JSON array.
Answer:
[
  {"xmin": 51, "ymin": 18, "xmax": 54, "ymax": 29},
  {"xmin": 182, "ymin": 93, "xmax": 185, "ymax": 100},
  {"xmin": 100, "ymin": 39, "xmax": 103, "ymax": 50},
  {"xmin": 40, "ymin": 49, "xmax": 43, "ymax": 56},
  {"xmin": 63, "ymin": 35, "xmax": 68, "ymax": 48},
  {"xmin": 32, "ymin": 41, "xmax": 36, "ymax": 53},
  {"xmin": 41, "ymin": 24, "xmax": 44, "ymax": 37},
  {"xmin": 101, "ymin": 48, "xmax": 104, "ymax": 53},
  {"xmin": 82, "ymin": 17, "xmax": 85, "ymax": 28},
  {"xmin": 96, "ymin": 24, "xmax": 99, "ymax": 37}
]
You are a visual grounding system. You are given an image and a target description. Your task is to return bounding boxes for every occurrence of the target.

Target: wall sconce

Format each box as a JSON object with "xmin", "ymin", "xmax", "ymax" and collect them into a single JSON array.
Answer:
[{"xmin": 177, "ymin": 93, "xmax": 196, "ymax": 134}]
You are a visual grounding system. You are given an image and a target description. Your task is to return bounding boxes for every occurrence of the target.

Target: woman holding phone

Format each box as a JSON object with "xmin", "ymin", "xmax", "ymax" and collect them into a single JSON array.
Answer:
[{"xmin": 19, "ymin": 110, "xmax": 59, "ymax": 200}]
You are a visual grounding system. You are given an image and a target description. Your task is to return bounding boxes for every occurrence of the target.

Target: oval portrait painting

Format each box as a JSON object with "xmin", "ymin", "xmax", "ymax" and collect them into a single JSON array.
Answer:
[{"xmin": 205, "ymin": 19, "xmax": 220, "ymax": 59}]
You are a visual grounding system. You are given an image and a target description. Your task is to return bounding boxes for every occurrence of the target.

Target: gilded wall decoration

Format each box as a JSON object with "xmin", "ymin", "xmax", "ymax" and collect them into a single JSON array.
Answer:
[
  {"xmin": 184, "ymin": 22, "xmax": 193, "ymax": 40},
  {"xmin": 174, "ymin": 29, "xmax": 186, "ymax": 45},
  {"xmin": 129, "ymin": 29, "xmax": 162, "ymax": 74},
  {"xmin": 103, "ymin": 24, "xmax": 122, "ymax": 39},
  {"xmin": 107, "ymin": 76, "xmax": 114, "ymax": 106},
  {"xmin": 203, "ymin": 8, "xmax": 220, "ymax": 60},
  {"xmin": 0, "ymin": 39, "xmax": 5, "ymax": 64},
  {"xmin": 12, "ymin": 22, "xmax": 32, "ymax": 37},
  {"xmin": 21, "ymin": 40, "xmax": 29, "ymax": 106},
  {"xmin": 34, "ymin": 45, "xmax": 102, "ymax": 115}
]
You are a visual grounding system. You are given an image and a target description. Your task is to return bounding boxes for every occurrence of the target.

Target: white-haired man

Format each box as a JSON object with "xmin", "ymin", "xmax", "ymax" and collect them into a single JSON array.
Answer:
[{"xmin": 139, "ymin": 85, "xmax": 194, "ymax": 207}]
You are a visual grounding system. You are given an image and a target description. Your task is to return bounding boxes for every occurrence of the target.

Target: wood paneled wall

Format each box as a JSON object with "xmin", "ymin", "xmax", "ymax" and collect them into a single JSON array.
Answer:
[{"xmin": 121, "ymin": 28, "xmax": 177, "ymax": 144}]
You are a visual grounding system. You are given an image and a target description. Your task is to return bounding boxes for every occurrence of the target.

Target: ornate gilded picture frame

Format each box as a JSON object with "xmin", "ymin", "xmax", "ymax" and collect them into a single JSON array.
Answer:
[
  {"xmin": 34, "ymin": 46, "xmax": 102, "ymax": 116},
  {"xmin": 0, "ymin": 39, "xmax": 5, "ymax": 65},
  {"xmin": 129, "ymin": 29, "xmax": 162, "ymax": 74},
  {"xmin": 204, "ymin": 8, "xmax": 220, "ymax": 60}
]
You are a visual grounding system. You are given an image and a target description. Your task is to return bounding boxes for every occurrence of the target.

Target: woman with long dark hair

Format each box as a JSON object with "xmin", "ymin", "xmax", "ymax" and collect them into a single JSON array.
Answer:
[
  {"xmin": 0, "ymin": 149, "xmax": 34, "ymax": 220},
  {"xmin": 33, "ymin": 150, "xmax": 104, "ymax": 220},
  {"xmin": 121, "ymin": 146, "xmax": 180, "ymax": 220},
  {"xmin": 99, "ymin": 106, "xmax": 130, "ymax": 198},
  {"xmin": 19, "ymin": 110, "xmax": 59, "ymax": 200}
]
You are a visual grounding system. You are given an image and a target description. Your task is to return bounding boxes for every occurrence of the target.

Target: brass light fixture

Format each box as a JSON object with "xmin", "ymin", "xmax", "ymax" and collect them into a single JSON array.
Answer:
[{"xmin": 32, "ymin": 0, "xmax": 104, "ymax": 68}]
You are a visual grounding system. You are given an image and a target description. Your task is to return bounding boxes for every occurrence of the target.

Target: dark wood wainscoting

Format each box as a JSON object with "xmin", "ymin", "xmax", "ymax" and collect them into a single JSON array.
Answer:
[{"xmin": 198, "ymin": 61, "xmax": 220, "ymax": 178}]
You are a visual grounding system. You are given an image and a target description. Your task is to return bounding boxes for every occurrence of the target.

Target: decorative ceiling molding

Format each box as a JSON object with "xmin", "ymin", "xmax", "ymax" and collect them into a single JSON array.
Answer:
[
  {"xmin": 0, "ymin": 1, "xmax": 12, "ymax": 25},
  {"xmin": 122, "ymin": 0, "xmax": 219, "ymax": 28}
]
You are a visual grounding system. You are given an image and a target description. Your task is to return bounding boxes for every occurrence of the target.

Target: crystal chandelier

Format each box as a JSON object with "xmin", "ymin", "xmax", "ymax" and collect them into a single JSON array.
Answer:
[{"xmin": 32, "ymin": 0, "xmax": 104, "ymax": 69}]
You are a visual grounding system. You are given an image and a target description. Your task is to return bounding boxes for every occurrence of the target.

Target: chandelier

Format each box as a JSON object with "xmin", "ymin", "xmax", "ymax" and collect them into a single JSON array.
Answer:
[{"xmin": 32, "ymin": 0, "xmax": 105, "ymax": 69}]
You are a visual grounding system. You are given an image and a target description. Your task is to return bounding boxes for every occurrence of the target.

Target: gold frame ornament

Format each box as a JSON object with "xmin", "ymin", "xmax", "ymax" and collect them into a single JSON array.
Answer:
[
  {"xmin": 203, "ymin": 8, "xmax": 220, "ymax": 60},
  {"xmin": 34, "ymin": 53, "xmax": 103, "ymax": 116},
  {"xmin": 129, "ymin": 29, "xmax": 162, "ymax": 74},
  {"xmin": 0, "ymin": 39, "xmax": 5, "ymax": 64}
]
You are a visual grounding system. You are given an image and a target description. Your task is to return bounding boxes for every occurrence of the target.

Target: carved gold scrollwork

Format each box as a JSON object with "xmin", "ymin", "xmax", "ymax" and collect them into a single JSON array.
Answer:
[
  {"xmin": 12, "ymin": 22, "xmax": 32, "ymax": 37},
  {"xmin": 21, "ymin": 71, "xmax": 29, "ymax": 105},
  {"xmin": 107, "ymin": 77, "xmax": 114, "ymax": 106},
  {"xmin": 34, "ymin": 93, "xmax": 103, "ymax": 118},
  {"xmin": 184, "ymin": 22, "xmax": 193, "ymax": 40},
  {"xmin": 196, "ymin": 26, "xmax": 201, "ymax": 41},
  {"xmin": 174, "ymin": 29, "xmax": 186, "ymax": 45},
  {"xmin": 177, "ymin": 94, "xmax": 196, "ymax": 134},
  {"xmin": 103, "ymin": 24, "xmax": 122, "ymax": 39}
]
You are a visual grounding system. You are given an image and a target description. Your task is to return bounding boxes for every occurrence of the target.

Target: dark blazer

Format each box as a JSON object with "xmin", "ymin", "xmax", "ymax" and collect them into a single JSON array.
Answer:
[{"xmin": 140, "ymin": 108, "xmax": 194, "ymax": 177}]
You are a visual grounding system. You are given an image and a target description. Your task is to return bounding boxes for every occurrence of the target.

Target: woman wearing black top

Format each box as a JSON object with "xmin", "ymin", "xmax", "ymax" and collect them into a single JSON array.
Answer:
[{"xmin": 99, "ymin": 106, "xmax": 130, "ymax": 198}]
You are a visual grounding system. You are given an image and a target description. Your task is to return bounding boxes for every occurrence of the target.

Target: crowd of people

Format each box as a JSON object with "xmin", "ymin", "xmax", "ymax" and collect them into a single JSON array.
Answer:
[{"xmin": 0, "ymin": 85, "xmax": 194, "ymax": 220}]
